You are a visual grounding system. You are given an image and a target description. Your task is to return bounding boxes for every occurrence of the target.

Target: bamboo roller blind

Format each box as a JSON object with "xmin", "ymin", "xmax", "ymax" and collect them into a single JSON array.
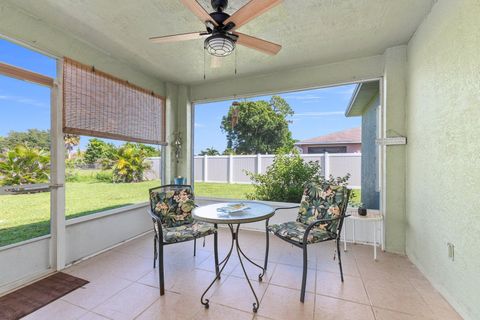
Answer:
[{"xmin": 63, "ymin": 58, "xmax": 166, "ymax": 145}]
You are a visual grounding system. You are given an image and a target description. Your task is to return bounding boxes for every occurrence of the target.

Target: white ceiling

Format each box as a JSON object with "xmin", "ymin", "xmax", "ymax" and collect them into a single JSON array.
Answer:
[{"xmin": 6, "ymin": 0, "xmax": 434, "ymax": 84}]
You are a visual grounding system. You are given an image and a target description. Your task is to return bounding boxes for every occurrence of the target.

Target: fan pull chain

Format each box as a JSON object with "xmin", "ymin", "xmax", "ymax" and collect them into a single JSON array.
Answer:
[
  {"xmin": 234, "ymin": 48, "xmax": 238, "ymax": 75},
  {"xmin": 203, "ymin": 48, "xmax": 206, "ymax": 80},
  {"xmin": 203, "ymin": 237, "xmax": 206, "ymax": 247},
  {"xmin": 333, "ymin": 249, "xmax": 337, "ymax": 261}
]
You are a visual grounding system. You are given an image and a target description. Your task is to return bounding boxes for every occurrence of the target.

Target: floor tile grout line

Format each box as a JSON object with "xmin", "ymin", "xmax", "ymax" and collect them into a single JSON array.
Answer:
[
  {"xmin": 313, "ymin": 255, "xmax": 318, "ymax": 320},
  {"xmin": 54, "ymin": 232, "xmax": 461, "ymax": 320},
  {"xmin": 314, "ymin": 292, "xmax": 375, "ymax": 308},
  {"xmin": 352, "ymin": 245, "xmax": 377, "ymax": 320},
  {"xmin": 132, "ymin": 295, "xmax": 161, "ymax": 320},
  {"xmin": 406, "ymin": 273, "xmax": 440, "ymax": 316},
  {"xmin": 61, "ymin": 278, "xmax": 133, "ymax": 312}
]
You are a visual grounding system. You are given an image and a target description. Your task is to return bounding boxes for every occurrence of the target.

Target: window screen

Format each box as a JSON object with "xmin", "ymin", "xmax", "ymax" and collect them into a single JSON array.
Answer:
[{"xmin": 63, "ymin": 58, "xmax": 166, "ymax": 145}]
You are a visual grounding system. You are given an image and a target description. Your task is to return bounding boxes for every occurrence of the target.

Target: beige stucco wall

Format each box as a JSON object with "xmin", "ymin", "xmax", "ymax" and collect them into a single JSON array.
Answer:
[{"xmin": 405, "ymin": 1, "xmax": 480, "ymax": 319}]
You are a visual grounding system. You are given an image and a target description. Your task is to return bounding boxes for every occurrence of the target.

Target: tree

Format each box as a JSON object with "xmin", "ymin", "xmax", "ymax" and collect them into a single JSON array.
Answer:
[
  {"xmin": 222, "ymin": 147, "xmax": 236, "ymax": 155},
  {"xmin": 0, "ymin": 129, "xmax": 50, "ymax": 151},
  {"xmin": 136, "ymin": 143, "xmax": 160, "ymax": 157},
  {"xmin": 84, "ymin": 138, "xmax": 116, "ymax": 165},
  {"xmin": 220, "ymin": 96, "xmax": 295, "ymax": 154},
  {"xmin": 199, "ymin": 147, "xmax": 220, "ymax": 156},
  {"xmin": 64, "ymin": 134, "xmax": 80, "ymax": 159}
]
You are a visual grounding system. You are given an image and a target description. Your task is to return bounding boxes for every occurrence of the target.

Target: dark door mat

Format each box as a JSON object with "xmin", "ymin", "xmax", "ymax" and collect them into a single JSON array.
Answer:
[{"xmin": 0, "ymin": 272, "xmax": 89, "ymax": 320}]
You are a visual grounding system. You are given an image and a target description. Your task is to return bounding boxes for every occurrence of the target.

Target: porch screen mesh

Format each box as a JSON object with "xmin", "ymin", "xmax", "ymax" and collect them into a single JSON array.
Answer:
[{"xmin": 63, "ymin": 58, "xmax": 166, "ymax": 145}]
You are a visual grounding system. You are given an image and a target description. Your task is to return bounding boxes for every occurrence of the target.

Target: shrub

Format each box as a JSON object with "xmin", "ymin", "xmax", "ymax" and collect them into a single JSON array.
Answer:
[
  {"xmin": 246, "ymin": 152, "xmax": 351, "ymax": 203},
  {"xmin": 95, "ymin": 170, "xmax": 113, "ymax": 183},
  {"xmin": 246, "ymin": 153, "xmax": 322, "ymax": 203},
  {"xmin": 65, "ymin": 170, "xmax": 80, "ymax": 182},
  {"xmin": 0, "ymin": 145, "xmax": 50, "ymax": 185},
  {"xmin": 111, "ymin": 143, "xmax": 150, "ymax": 183}
]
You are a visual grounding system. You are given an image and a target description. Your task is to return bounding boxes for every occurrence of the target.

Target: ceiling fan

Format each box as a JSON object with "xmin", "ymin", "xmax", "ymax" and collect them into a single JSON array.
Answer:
[{"xmin": 149, "ymin": 0, "xmax": 282, "ymax": 58}]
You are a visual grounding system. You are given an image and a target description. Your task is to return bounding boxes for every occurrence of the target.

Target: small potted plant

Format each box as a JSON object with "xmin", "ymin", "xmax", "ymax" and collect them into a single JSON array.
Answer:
[{"xmin": 357, "ymin": 203, "xmax": 367, "ymax": 216}]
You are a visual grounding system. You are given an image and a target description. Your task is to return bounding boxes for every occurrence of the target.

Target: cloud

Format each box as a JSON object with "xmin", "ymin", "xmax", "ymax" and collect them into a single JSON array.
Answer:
[
  {"xmin": 292, "ymin": 111, "xmax": 344, "ymax": 117},
  {"xmin": 194, "ymin": 122, "xmax": 206, "ymax": 128},
  {"xmin": 0, "ymin": 95, "xmax": 48, "ymax": 108}
]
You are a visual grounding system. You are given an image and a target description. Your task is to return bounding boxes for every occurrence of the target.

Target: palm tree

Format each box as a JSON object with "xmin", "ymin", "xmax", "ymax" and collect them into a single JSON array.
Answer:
[
  {"xmin": 199, "ymin": 147, "xmax": 220, "ymax": 156},
  {"xmin": 112, "ymin": 143, "xmax": 150, "ymax": 183},
  {"xmin": 0, "ymin": 144, "xmax": 50, "ymax": 185},
  {"xmin": 64, "ymin": 134, "xmax": 80, "ymax": 159}
]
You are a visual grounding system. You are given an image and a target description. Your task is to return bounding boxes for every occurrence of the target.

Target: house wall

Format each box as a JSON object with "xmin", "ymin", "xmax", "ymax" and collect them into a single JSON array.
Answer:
[
  {"xmin": 405, "ymin": 1, "xmax": 480, "ymax": 319},
  {"xmin": 361, "ymin": 95, "xmax": 380, "ymax": 209},
  {"xmin": 297, "ymin": 144, "xmax": 361, "ymax": 154}
]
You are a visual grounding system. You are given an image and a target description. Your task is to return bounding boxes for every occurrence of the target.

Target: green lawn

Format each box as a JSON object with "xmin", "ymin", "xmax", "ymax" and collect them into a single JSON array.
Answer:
[
  {"xmin": 0, "ymin": 171, "xmax": 359, "ymax": 247},
  {"xmin": 0, "ymin": 172, "xmax": 254, "ymax": 247}
]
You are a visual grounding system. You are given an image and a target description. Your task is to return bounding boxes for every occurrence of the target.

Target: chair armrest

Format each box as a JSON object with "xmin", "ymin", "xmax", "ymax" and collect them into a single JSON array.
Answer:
[
  {"xmin": 147, "ymin": 209, "xmax": 164, "ymax": 240},
  {"xmin": 303, "ymin": 216, "xmax": 345, "ymax": 244}
]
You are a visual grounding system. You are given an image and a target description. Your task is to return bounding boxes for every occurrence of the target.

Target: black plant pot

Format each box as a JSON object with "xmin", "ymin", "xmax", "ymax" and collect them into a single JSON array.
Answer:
[{"xmin": 358, "ymin": 207, "xmax": 367, "ymax": 216}]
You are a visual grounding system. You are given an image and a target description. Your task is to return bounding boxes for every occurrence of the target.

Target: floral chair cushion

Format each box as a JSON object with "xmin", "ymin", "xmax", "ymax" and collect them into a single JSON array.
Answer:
[
  {"xmin": 296, "ymin": 183, "xmax": 348, "ymax": 235},
  {"xmin": 269, "ymin": 183, "xmax": 349, "ymax": 244},
  {"xmin": 150, "ymin": 187, "xmax": 196, "ymax": 228},
  {"xmin": 163, "ymin": 222, "xmax": 216, "ymax": 244},
  {"xmin": 269, "ymin": 221, "xmax": 333, "ymax": 244}
]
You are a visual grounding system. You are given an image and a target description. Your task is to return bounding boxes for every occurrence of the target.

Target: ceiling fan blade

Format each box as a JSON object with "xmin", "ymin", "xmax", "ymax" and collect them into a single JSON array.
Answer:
[
  {"xmin": 224, "ymin": 0, "xmax": 282, "ymax": 30},
  {"xmin": 180, "ymin": 0, "xmax": 218, "ymax": 26},
  {"xmin": 234, "ymin": 32, "xmax": 281, "ymax": 55},
  {"xmin": 149, "ymin": 32, "xmax": 206, "ymax": 44}
]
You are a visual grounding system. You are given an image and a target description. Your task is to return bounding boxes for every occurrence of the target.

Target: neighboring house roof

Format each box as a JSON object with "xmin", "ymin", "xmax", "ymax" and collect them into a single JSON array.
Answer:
[
  {"xmin": 345, "ymin": 81, "xmax": 380, "ymax": 117},
  {"xmin": 295, "ymin": 127, "xmax": 361, "ymax": 145}
]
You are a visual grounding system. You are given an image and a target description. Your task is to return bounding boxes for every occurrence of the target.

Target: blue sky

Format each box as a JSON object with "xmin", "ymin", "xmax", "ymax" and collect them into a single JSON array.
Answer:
[
  {"xmin": 0, "ymin": 39, "xmax": 55, "ymax": 138},
  {"xmin": 0, "ymin": 38, "xmax": 361, "ymax": 153}
]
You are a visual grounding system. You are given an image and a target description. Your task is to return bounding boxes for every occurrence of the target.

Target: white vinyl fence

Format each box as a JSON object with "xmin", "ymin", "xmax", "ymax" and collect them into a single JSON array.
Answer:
[{"xmin": 194, "ymin": 153, "xmax": 361, "ymax": 188}]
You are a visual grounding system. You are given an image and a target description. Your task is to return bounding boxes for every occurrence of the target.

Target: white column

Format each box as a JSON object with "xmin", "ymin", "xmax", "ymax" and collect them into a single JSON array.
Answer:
[
  {"xmin": 228, "ymin": 154, "xmax": 233, "ymax": 183},
  {"xmin": 324, "ymin": 152, "xmax": 330, "ymax": 178},
  {"xmin": 203, "ymin": 155, "xmax": 208, "ymax": 182},
  {"xmin": 257, "ymin": 154, "xmax": 262, "ymax": 174},
  {"xmin": 50, "ymin": 61, "xmax": 66, "ymax": 270}
]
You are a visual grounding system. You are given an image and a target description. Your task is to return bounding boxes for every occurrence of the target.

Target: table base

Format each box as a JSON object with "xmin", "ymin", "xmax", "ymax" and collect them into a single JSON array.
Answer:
[{"xmin": 200, "ymin": 221, "xmax": 269, "ymax": 313}]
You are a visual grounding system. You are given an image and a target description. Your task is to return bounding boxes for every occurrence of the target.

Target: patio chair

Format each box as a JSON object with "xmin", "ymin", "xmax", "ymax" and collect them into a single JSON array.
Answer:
[
  {"xmin": 148, "ymin": 184, "xmax": 219, "ymax": 295},
  {"xmin": 268, "ymin": 182, "xmax": 351, "ymax": 302}
]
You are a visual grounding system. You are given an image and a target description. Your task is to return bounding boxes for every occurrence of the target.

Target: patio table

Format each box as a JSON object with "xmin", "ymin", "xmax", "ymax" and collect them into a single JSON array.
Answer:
[{"xmin": 192, "ymin": 201, "xmax": 274, "ymax": 313}]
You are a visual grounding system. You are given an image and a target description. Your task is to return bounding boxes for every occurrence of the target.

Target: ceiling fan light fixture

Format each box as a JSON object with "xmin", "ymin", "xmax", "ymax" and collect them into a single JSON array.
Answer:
[{"xmin": 205, "ymin": 34, "xmax": 235, "ymax": 57}]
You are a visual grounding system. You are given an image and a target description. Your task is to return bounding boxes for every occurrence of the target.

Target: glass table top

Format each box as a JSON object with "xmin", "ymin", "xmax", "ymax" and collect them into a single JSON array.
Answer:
[{"xmin": 192, "ymin": 201, "xmax": 275, "ymax": 224}]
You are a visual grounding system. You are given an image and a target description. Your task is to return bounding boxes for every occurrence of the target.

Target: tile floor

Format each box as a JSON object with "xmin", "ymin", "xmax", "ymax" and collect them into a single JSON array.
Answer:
[{"xmin": 22, "ymin": 228, "xmax": 462, "ymax": 320}]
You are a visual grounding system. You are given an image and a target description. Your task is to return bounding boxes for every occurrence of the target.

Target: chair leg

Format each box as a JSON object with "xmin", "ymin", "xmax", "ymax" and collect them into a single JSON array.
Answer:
[
  {"xmin": 300, "ymin": 244, "xmax": 308, "ymax": 303},
  {"xmin": 214, "ymin": 224, "xmax": 220, "ymax": 279},
  {"xmin": 336, "ymin": 239, "xmax": 344, "ymax": 282},
  {"xmin": 158, "ymin": 239, "xmax": 165, "ymax": 295},
  {"xmin": 153, "ymin": 234, "xmax": 158, "ymax": 269},
  {"xmin": 193, "ymin": 238, "xmax": 197, "ymax": 257}
]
